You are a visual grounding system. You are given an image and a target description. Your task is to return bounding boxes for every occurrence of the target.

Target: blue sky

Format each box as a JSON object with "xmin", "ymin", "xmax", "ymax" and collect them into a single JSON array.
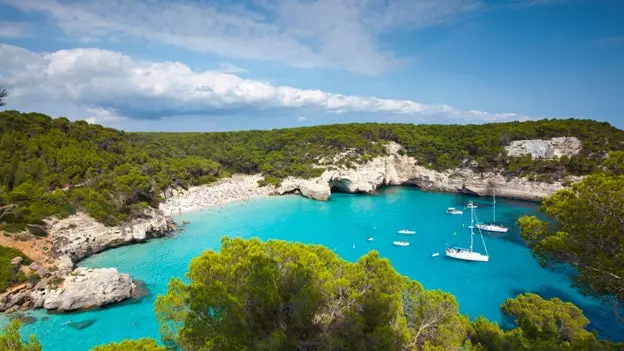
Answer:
[{"xmin": 0, "ymin": 0, "xmax": 622, "ymax": 131}]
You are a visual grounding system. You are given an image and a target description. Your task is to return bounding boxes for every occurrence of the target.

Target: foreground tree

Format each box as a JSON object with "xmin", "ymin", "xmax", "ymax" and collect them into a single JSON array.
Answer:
[
  {"xmin": 470, "ymin": 293, "xmax": 623, "ymax": 351},
  {"xmin": 155, "ymin": 237, "xmax": 468, "ymax": 350},
  {"xmin": 0, "ymin": 320, "xmax": 42, "ymax": 351},
  {"xmin": 518, "ymin": 174, "xmax": 624, "ymax": 322},
  {"xmin": 90, "ymin": 338, "xmax": 166, "ymax": 351}
]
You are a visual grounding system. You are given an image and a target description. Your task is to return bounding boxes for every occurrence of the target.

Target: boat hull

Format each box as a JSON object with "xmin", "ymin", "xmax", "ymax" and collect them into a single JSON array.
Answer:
[
  {"xmin": 445, "ymin": 248, "xmax": 489, "ymax": 262},
  {"xmin": 476, "ymin": 224, "xmax": 509, "ymax": 233}
]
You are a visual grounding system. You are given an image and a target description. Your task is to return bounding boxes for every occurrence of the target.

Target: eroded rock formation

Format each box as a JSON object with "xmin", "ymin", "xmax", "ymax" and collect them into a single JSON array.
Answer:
[
  {"xmin": 278, "ymin": 142, "xmax": 576, "ymax": 202},
  {"xmin": 504, "ymin": 137, "xmax": 582, "ymax": 159}
]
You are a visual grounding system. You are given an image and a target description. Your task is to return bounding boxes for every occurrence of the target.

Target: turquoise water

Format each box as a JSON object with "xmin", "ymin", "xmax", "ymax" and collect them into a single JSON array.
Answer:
[{"xmin": 2, "ymin": 187, "xmax": 622, "ymax": 350}]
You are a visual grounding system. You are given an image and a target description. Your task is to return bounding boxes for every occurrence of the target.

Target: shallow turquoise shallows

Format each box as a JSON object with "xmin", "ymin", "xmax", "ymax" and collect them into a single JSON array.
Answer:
[{"xmin": 1, "ymin": 188, "xmax": 623, "ymax": 350}]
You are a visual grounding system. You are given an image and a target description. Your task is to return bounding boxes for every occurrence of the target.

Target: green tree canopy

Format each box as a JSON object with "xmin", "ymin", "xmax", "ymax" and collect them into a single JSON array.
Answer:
[
  {"xmin": 155, "ymin": 237, "xmax": 468, "ymax": 350},
  {"xmin": 89, "ymin": 338, "xmax": 166, "ymax": 351},
  {"xmin": 469, "ymin": 293, "xmax": 623, "ymax": 351},
  {"xmin": 0, "ymin": 320, "xmax": 42, "ymax": 351},
  {"xmin": 518, "ymin": 174, "xmax": 624, "ymax": 322}
]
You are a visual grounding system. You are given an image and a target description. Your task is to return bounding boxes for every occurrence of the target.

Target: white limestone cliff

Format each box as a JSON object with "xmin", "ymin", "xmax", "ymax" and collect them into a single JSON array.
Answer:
[
  {"xmin": 504, "ymin": 137, "xmax": 581, "ymax": 159},
  {"xmin": 280, "ymin": 142, "xmax": 576, "ymax": 202}
]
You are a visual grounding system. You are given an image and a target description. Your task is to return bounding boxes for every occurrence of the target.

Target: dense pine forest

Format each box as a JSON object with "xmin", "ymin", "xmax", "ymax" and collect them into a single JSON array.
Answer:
[{"xmin": 1, "ymin": 110, "xmax": 623, "ymax": 231}]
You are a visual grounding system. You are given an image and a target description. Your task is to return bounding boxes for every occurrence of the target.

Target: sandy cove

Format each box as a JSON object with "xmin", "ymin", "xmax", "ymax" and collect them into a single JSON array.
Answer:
[{"xmin": 159, "ymin": 174, "xmax": 277, "ymax": 215}]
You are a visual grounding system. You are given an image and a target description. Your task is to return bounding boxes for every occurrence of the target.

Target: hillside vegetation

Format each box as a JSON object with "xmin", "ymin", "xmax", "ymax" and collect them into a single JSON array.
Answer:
[{"xmin": 1, "ymin": 110, "xmax": 623, "ymax": 230}]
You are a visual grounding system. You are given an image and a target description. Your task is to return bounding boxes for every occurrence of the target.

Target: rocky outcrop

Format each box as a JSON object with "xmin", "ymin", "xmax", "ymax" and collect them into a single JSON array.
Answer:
[
  {"xmin": 36, "ymin": 268, "xmax": 135, "ymax": 312},
  {"xmin": 504, "ymin": 137, "xmax": 581, "ymax": 159},
  {"xmin": 293, "ymin": 142, "xmax": 575, "ymax": 202},
  {"xmin": 47, "ymin": 208, "xmax": 175, "ymax": 263},
  {"xmin": 0, "ymin": 209, "xmax": 174, "ymax": 314},
  {"xmin": 277, "ymin": 178, "xmax": 331, "ymax": 201}
]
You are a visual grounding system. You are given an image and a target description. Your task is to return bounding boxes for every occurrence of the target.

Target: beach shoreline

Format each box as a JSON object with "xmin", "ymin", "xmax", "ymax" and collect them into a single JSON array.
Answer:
[{"xmin": 159, "ymin": 174, "xmax": 277, "ymax": 216}]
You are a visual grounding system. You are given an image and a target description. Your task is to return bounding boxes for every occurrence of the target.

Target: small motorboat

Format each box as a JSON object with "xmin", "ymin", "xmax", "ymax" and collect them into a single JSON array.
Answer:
[
  {"xmin": 431, "ymin": 253, "xmax": 440, "ymax": 257},
  {"xmin": 397, "ymin": 229, "xmax": 416, "ymax": 235},
  {"xmin": 367, "ymin": 237, "xmax": 374, "ymax": 241},
  {"xmin": 447, "ymin": 207, "xmax": 463, "ymax": 215},
  {"xmin": 393, "ymin": 241, "xmax": 410, "ymax": 247}
]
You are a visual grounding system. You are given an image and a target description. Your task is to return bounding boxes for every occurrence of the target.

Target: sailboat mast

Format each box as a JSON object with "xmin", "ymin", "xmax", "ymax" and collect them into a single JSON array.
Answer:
[
  {"xmin": 470, "ymin": 202, "xmax": 474, "ymax": 252},
  {"xmin": 493, "ymin": 188, "xmax": 496, "ymax": 223}
]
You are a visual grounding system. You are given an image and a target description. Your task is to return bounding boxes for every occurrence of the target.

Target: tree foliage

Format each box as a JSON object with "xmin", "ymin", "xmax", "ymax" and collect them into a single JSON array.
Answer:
[
  {"xmin": 89, "ymin": 338, "xmax": 166, "ymax": 351},
  {"xmin": 469, "ymin": 293, "xmax": 623, "ymax": 351},
  {"xmin": 0, "ymin": 320, "xmax": 42, "ymax": 351},
  {"xmin": 0, "ymin": 245, "xmax": 32, "ymax": 292},
  {"xmin": 518, "ymin": 174, "xmax": 624, "ymax": 322},
  {"xmin": 155, "ymin": 237, "xmax": 468, "ymax": 350}
]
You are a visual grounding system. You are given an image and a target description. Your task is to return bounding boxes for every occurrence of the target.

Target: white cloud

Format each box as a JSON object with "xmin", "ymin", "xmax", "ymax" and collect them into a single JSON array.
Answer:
[
  {"xmin": 1, "ymin": 0, "xmax": 483, "ymax": 75},
  {"xmin": 0, "ymin": 21, "xmax": 33, "ymax": 38},
  {"xmin": 217, "ymin": 62, "xmax": 248, "ymax": 74},
  {"xmin": 297, "ymin": 116, "xmax": 307, "ymax": 121},
  {"xmin": 0, "ymin": 43, "xmax": 532, "ymax": 124}
]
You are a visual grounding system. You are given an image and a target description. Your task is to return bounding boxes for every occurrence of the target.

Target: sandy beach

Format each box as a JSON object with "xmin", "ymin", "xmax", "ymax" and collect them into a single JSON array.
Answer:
[{"xmin": 159, "ymin": 174, "xmax": 276, "ymax": 215}]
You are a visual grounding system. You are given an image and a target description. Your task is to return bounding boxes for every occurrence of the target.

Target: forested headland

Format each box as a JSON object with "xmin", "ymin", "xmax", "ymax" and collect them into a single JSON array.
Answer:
[{"xmin": 1, "ymin": 110, "xmax": 623, "ymax": 232}]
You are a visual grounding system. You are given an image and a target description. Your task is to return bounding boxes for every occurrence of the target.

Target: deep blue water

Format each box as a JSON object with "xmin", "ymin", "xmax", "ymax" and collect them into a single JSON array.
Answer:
[{"xmin": 1, "ymin": 187, "xmax": 622, "ymax": 350}]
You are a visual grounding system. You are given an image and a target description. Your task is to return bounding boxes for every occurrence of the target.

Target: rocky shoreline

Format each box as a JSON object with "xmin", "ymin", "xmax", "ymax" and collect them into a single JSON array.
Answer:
[
  {"xmin": 0, "ymin": 209, "xmax": 175, "ymax": 314},
  {"xmin": 0, "ymin": 140, "xmax": 579, "ymax": 315}
]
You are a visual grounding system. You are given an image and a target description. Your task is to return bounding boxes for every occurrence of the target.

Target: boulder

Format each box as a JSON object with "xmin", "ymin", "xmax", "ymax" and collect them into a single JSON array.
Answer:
[
  {"xmin": 298, "ymin": 181, "xmax": 331, "ymax": 201},
  {"xmin": 278, "ymin": 178, "xmax": 331, "ymax": 201},
  {"xmin": 10, "ymin": 257, "xmax": 23, "ymax": 277},
  {"xmin": 10, "ymin": 257, "xmax": 23, "ymax": 266},
  {"xmin": 29, "ymin": 262, "xmax": 50, "ymax": 278},
  {"xmin": 41, "ymin": 267, "xmax": 136, "ymax": 312}
]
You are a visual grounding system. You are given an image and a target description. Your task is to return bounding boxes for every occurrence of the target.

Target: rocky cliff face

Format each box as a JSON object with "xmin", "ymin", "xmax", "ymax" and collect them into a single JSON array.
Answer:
[
  {"xmin": 48, "ymin": 208, "xmax": 175, "ymax": 263},
  {"xmin": 504, "ymin": 137, "xmax": 581, "ymax": 159},
  {"xmin": 277, "ymin": 142, "xmax": 574, "ymax": 202}
]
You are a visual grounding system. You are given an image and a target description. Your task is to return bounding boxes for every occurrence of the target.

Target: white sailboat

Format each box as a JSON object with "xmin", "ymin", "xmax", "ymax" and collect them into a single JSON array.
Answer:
[
  {"xmin": 446, "ymin": 201, "xmax": 489, "ymax": 262},
  {"xmin": 398, "ymin": 229, "xmax": 416, "ymax": 235},
  {"xmin": 393, "ymin": 241, "xmax": 410, "ymax": 247},
  {"xmin": 476, "ymin": 188, "xmax": 509, "ymax": 233}
]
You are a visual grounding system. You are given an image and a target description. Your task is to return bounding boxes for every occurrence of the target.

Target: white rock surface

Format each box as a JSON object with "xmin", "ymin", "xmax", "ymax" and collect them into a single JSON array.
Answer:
[
  {"xmin": 278, "ymin": 178, "xmax": 331, "ymax": 201},
  {"xmin": 47, "ymin": 208, "xmax": 175, "ymax": 263},
  {"xmin": 504, "ymin": 137, "xmax": 581, "ymax": 159},
  {"xmin": 40, "ymin": 267, "xmax": 135, "ymax": 312},
  {"xmin": 312, "ymin": 142, "xmax": 573, "ymax": 201}
]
